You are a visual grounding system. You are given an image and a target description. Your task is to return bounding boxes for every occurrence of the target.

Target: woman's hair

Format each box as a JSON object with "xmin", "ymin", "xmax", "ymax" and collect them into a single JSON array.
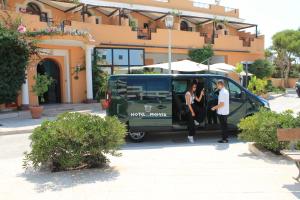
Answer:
[{"xmin": 188, "ymin": 82, "xmax": 196, "ymax": 93}]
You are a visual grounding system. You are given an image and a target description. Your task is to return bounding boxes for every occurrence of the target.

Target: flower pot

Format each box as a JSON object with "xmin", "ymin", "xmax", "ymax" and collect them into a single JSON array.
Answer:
[
  {"xmin": 100, "ymin": 99, "xmax": 109, "ymax": 110},
  {"xmin": 30, "ymin": 106, "xmax": 44, "ymax": 119}
]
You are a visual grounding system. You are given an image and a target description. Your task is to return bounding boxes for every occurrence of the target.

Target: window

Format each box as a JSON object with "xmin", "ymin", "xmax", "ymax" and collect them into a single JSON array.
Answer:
[
  {"xmin": 127, "ymin": 77, "xmax": 170, "ymax": 100},
  {"xmin": 129, "ymin": 49, "xmax": 144, "ymax": 66},
  {"xmin": 113, "ymin": 49, "xmax": 128, "ymax": 66},
  {"xmin": 97, "ymin": 49, "xmax": 112, "ymax": 65},
  {"xmin": 95, "ymin": 48, "xmax": 145, "ymax": 75},
  {"xmin": 172, "ymin": 80, "xmax": 188, "ymax": 93},
  {"xmin": 228, "ymin": 81, "xmax": 242, "ymax": 99}
]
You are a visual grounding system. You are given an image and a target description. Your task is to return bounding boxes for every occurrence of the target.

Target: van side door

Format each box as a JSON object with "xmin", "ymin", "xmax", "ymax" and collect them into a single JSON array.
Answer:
[
  {"xmin": 208, "ymin": 78, "xmax": 247, "ymax": 127},
  {"xmin": 127, "ymin": 76, "xmax": 172, "ymax": 131}
]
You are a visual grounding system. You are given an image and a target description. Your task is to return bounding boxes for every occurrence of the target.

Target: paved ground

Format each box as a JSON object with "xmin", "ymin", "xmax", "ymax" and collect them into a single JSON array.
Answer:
[
  {"xmin": 269, "ymin": 89, "xmax": 300, "ymax": 115},
  {"xmin": 0, "ymin": 133, "xmax": 299, "ymax": 200},
  {"xmin": 0, "ymin": 90, "xmax": 300, "ymax": 200}
]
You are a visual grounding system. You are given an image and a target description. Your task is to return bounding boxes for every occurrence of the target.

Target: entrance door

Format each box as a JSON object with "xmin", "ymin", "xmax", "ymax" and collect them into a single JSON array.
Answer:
[
  {"xmin": 37, "ymin": 59, "xmax": 61, "ymax": 104},
  {"xmin": 127, "ymin": 76, "xmax": 172, "ymax": 131}
]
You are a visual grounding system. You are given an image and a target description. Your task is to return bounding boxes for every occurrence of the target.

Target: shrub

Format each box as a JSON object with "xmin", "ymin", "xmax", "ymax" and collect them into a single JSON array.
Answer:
[
  {"xmin": 249, "ymin": 59, "xmax": 274, "ymax": 79},
  {"xmin": 188, "ymin": 45, "xmax": 214, "ymax": 64},
  {"xmin": 24, "ymin": 112, "xmax": 127, "ymax": 171},
  {"xmin": 238, "ymin": 109, "xmax": 300, "ymax": 152},
  {"xmin": 0, "ymin": 12, "xmax": 38, "ymax": 104},
  {"xmin": 247, "ymin": 76, "xmax": 267, "ymax": 95},
  {"xmin": 265, "ymin": 80, "xmax": 286, "ymax": 94},
  {"xmin": 32, "ymin": 74, "xmax": 53, "ymax": 103}
]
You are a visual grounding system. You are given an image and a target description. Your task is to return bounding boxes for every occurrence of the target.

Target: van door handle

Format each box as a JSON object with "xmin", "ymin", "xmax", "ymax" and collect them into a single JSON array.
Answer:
[{"xmin": 157, "ymin": 105, "xmax": 166, "ymax": 109}]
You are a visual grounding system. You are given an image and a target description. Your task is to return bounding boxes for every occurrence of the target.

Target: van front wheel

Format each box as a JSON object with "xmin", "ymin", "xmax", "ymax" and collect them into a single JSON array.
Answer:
[{"xmin": 128, "ymin": 131, "xmax": 146, "ymax": 142}]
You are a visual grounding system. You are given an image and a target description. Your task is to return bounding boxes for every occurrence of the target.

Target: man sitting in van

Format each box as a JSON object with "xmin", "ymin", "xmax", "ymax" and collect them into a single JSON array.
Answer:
[{"xmin": 211, "ymin": 80, "xmax": 230, "ymax": 143}]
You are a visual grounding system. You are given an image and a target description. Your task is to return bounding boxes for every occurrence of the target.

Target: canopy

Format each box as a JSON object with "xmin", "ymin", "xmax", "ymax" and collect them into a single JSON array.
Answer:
[
  {"xmin": 144, "ymin": 60, "xmax": 208, "ymax": 72},
  {"xmin": 210, "ymin": 63, "xmax": 236, "ymax": 71}
]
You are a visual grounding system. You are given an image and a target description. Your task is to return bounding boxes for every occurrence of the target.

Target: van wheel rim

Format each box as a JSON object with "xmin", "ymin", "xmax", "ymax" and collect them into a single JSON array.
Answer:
[{"xmin": 129, "ymin": 132, "xmax": 145, "ymax": 140}]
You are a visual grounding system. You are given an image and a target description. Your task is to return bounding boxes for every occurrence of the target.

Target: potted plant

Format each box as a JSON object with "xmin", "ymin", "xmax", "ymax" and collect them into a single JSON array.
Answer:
[
  {"xmin": 30, "ymin": 74, "xmax": 53, "ymax": 119},
  {"xmin": 97, "ymin": 72, "xmax": 109, "ymax": 110},
  {"xmin": 129, "ymin": 19, "xmax": 137, "ymax": 31}
]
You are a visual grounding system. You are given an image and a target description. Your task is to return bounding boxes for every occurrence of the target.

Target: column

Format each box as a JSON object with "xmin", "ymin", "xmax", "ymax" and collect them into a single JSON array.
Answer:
[
  {"xmin": 21, "ymin": 77, "xmax": 30, "ymax": 109},
  {"xmin": 85, "ymin": 45, "xmax": 95, "ymax": 102}
]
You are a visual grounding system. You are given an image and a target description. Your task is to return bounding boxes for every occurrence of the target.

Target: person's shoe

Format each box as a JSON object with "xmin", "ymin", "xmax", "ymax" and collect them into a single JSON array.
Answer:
[
  {"xmin": 218, "ymin": 139, "xmax": 229, "ymax": 143},
  {"xmin": 188, "ymin": 136, "xmax": 194, "ymax": 143},
  {"xmin": 194, "ymin": 120, "xmax": 200, "ymax": 126}
]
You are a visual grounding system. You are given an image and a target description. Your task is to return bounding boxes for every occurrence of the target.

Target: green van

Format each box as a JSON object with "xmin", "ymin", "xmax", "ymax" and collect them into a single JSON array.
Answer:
[{"xmin": 106, "ymin": 74, "xmax": 269, "ymax": 142}]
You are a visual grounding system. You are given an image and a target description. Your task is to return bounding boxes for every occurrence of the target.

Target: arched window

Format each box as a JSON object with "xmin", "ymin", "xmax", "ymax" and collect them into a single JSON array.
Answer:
[
  {"xmin": 26, "ymin": 2, "xmax": 48, "ymax": 22},
  {"xmin": 180, "ymin": 21, "xmax": 189, "ymax": 31},
  {"xmin": 26, "ymin": 2, "xmax": 41, "ymax": 15}
]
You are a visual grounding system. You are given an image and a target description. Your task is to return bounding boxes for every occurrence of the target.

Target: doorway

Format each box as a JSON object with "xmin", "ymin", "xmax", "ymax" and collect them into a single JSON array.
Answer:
[{"xmin": 37, "ymin": 59, "xmax": 61, "ymax": 104}]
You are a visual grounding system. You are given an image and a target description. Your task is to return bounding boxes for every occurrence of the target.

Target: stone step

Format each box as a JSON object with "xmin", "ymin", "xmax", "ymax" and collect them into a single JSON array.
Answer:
[{"xmin": 0, "ymin": 103, "xmax": 100, "ymax": 120}]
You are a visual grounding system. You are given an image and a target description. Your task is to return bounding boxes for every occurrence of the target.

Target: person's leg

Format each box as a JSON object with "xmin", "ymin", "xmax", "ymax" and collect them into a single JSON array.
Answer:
[
  {"xmin": 218, "ymin": 115, "xmax": 228, "ymax": 141},
  {"xmin": 187, "ymin": 111, "xmax": 195, "ymax": 137},
  {"xmin": 192, "ymin": 104, "xmax": 201, "ymax": 123},
  {"xmin": 222, "ymin": 115, "xmax": 228, "ymax": 140}
]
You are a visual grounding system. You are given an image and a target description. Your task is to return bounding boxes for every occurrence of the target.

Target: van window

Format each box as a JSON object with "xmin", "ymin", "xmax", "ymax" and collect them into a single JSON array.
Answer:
[
  {"xmin": 228, "ymin": 81, "xmax": 242, "ymax": 99},
  {"xmin": 173, "ymin": 80, "xmax": 188, "ymax": 93},
  {"xmin": 127, "ymin": 77, "xmax": 170, "ymax": 100}
]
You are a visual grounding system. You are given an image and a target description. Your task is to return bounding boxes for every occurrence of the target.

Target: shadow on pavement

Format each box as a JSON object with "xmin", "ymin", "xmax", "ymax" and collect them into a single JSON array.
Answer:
[
  {"xmin": 238, "ymin": 151, "xmax": 293, "ymax": 165},
  {"xmin": 17, "ymin": 166, "xmax": 120, "ymax": 193},
  {"xmin": 283, "ymin": 183, "xmax": 300, "ymax": 199},
  {"xmin": 123, "ymin": 131, "xmax": 238, "ymax": 151}
]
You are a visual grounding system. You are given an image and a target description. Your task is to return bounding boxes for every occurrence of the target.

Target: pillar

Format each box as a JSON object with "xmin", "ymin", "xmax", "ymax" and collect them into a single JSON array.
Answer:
[
  {"xmin": 21, "ymin": 77, "xmax": 30, "ymax": 109},
  {"xmin": 85, "ymin": 44, "xmax": 95, "ymax": 102}
]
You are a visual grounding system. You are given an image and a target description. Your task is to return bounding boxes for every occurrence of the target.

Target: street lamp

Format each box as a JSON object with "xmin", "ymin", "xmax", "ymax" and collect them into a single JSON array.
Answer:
[{"xmin": 165, "ymin": 14, "xmax": 174, "ymax": 74}]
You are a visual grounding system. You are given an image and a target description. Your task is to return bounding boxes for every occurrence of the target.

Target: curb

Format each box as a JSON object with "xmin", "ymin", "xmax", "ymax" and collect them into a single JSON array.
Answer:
[
  {"xmin": 248, "ymin": 142, "xmax": 290, "ymax": 162},
  {"xmin": 0, "ymin": 130, "xmax": 33, "ymax": 136}
]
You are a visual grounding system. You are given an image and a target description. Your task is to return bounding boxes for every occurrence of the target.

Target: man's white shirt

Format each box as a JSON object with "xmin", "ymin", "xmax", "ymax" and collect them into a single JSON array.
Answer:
[{"xmin": 217, "ymin": 88, "xmax": 230, "ymax": 115}]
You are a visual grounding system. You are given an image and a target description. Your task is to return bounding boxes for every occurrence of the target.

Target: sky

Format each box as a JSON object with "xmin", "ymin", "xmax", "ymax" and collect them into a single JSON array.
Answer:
[{"xmin": 200, "ymin": 0, "xmax": 300, "ymax": 48}]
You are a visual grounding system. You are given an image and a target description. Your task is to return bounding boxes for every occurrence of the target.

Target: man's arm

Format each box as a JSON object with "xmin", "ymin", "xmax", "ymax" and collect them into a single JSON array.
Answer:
[{"xmin": 212, "ymin": 102, "xmax": 224, "ymax": 111}]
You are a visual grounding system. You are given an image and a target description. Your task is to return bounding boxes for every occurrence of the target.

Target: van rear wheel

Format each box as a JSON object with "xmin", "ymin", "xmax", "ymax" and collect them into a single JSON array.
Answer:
[{"xmin": 128, "ymin": 131, "xmax": 146, "ymax": 142}]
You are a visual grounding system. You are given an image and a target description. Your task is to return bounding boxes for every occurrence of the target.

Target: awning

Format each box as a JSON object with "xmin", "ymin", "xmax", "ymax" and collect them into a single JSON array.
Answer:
[
  {"xmin": 144, "ymin": 60, "xmax": 208, "ymax": 72},
  {"xmin": 210, "ymin": 63, "xmax": 236, "ymax": 71},
  {"xmin": 44, "ymin": 0, "xmax": 258, "ymax": 27}
]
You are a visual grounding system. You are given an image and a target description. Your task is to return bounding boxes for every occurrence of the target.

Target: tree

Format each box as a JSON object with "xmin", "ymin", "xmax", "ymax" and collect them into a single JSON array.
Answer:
[
  {"xmin": 272, "ymin": 29, "xmax": 300, "ymax": 86},
  {"xmin": 249, "ymin": 59, "xmax": 274, "ymax": 79},
  {"xmin": 0, "ymin": 25, "xmax": 30, "ymax": 104},
  {"xmin": 188, "ymin": 45, "xmax": 214, "ymax": 64},
  {"xmin": 0, "ymin": 12, "xmax": 38, "ymax": 105}
]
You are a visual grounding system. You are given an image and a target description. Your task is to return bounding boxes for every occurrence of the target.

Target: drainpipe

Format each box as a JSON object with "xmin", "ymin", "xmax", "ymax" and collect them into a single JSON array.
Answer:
[{"xmin": 255, "ymin": 25, "xmax": 258, "ymax": 38}]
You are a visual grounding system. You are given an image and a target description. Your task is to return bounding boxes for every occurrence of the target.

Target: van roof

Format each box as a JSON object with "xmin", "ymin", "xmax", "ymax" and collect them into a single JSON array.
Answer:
[{"xmin": 110, "ymin": 74, "xmax": 227, "ymax": 78}]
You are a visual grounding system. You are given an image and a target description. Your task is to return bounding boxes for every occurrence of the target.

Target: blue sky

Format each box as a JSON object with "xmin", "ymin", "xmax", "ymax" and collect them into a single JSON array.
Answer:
[{"xmin": 201, "ymin": 0, "xmax": 300, "ymax": 48}]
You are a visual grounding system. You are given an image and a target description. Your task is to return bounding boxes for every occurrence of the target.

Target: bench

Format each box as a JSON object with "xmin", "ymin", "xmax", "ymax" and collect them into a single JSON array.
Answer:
[{"xmin": 277, "ymin": 128, "xmax": 300, "ymax": 181}]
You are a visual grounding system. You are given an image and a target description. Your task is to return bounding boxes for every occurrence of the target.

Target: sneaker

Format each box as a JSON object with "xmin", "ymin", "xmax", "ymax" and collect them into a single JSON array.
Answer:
[
  {"xmin": 218, "ymin": 139, "xmax": 229, "ymax": 143},
  {"xmin": 194, "ymin": 120, "xmax": 200, "ymax": 126},
  {"xmin": 188, "ymin": 136, "xmax": 194, "ymax": 143}
]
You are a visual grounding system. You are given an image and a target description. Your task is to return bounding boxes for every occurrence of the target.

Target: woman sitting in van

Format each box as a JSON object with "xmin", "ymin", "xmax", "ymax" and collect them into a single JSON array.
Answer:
[{"xmin": 185, "ymin": 82, "xmax": 205, "ymax": 143}]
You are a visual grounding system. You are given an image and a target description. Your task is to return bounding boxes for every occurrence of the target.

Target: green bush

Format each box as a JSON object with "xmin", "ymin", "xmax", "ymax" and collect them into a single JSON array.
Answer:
[
  {"xmin": 249, "ymin": 59, "xmax": 274, "ymax": 79},
  {"xmin": 238, "ymin": 109, "xmax": 300, "ymax": 152},
  {"xmin": 265, "ymin": 80, "xmax": 286, "ymax": 94},
  {"xmin": 247, "ymin": 76, "xmax": 267, "ymax": 95},
  {"xmin": 188, "ymin": 45, "xmax": 214, "ymax": 64},
  {"xmin": 0, "ymin": 12, "xmax": 38, "ymax": 104},
  {"xmin": 24, "ymin": 112, "xmax": 127, "ymax": 171},
  {"xmin": 32, "ymin": 74, "xmax": 53, "ymax": 103}
]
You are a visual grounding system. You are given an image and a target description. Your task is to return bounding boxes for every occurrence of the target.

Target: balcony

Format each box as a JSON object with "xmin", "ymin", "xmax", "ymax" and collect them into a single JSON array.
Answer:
[{"xmin": 0, "ymin": 9, "xmax": 263, "ymax": 53}]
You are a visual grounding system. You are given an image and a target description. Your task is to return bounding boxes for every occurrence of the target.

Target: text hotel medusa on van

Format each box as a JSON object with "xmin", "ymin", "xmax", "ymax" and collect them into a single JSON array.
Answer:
[{"xmin": 130, "ymin": 105, "xmax": 167, "ymax": 118}]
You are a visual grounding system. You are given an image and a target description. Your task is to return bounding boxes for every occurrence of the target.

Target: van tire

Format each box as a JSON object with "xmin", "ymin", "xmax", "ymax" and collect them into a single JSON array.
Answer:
[{"xmin": 128, "ymin": 131, "xmax": 146, "ymax": 142}]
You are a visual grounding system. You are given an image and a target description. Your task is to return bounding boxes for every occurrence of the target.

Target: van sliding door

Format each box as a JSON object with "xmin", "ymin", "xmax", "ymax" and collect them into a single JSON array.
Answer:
[{"xmin": 127, "ymin": 76, "xmax": 172, "ymax": 131}]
